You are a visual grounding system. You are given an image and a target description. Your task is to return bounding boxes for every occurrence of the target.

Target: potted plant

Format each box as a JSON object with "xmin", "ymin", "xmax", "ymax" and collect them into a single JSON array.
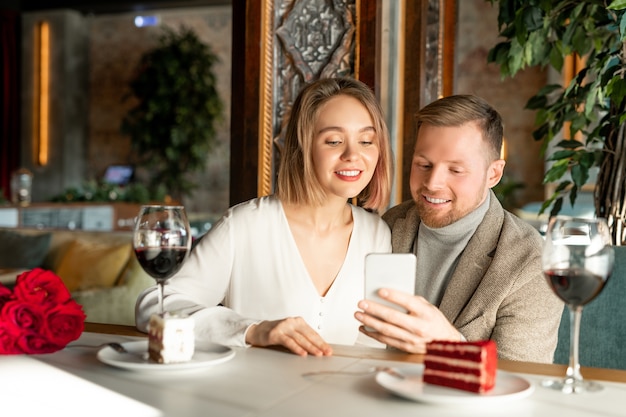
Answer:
[
  {"xmin": 487, "ymin": 0, "xmax": 626, "ymax": 245},
  {"xmin": 121, "ymin": 25, "xmax": 223, "ymax": 203}
]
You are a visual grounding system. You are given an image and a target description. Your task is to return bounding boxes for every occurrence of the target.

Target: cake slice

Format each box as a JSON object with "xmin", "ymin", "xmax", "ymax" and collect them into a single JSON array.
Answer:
[
  {"xmin": 423, "ymin": 340, "xmax": 497, "ymax": 393},
  {"xmin": 147, "ymin": 313, "xmax": 195, "ymax": 364}
]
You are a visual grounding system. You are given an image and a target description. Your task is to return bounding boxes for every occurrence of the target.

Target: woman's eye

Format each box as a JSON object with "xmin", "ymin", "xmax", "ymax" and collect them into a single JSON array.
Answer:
[{"xmin": 359, "ymin": 134, "xmax": 376, "ymax": 146}]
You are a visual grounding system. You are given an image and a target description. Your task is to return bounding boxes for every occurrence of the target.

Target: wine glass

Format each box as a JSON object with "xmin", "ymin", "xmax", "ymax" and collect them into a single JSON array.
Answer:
[
  {"xmin": 133, "ymin": 205, "xmax": 192, "ymax": 315},
  {"xmin": 542, "ymin": 216, "xmax": 614, "ymax": 394}
]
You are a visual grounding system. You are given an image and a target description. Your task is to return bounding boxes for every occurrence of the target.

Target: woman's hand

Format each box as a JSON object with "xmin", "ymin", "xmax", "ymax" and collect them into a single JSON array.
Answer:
[
  {"xmin": 246, "ymin": 317, "xmax": 333, "ymax": 356},
  {"xmin": 354, "ymin": 288, "xmax": 462, "ymax": 353}
]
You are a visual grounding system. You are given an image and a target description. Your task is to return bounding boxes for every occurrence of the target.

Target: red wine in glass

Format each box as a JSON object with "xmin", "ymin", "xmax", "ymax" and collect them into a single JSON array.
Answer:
[
  {"xmin": 133, "ymin": 205, "xmax": 191, "ymax": 315},
  {"xmin": 544, "ymin": 268, "xmax": 608, "ymax": 307},
  {"xmin": 134, "ymin": 247, "xmax": 188, "ymax": 280},
  {"xmin": 542, "ymin": 216, "xmax": 613, "ymax": 394}
]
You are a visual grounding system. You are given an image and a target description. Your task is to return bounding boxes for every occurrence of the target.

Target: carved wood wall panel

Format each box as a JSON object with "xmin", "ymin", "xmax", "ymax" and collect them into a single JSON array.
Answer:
[
  {"xmin": 258, "ymin": 0, "xmax": 358, "ymax": 196},
  {"xmin": 424, "ymin": 0, "xmax": 442, "ymax": 105},
  {"xmin": 400, "ymin": 0, "xmax": 456, "ymax": 201}
]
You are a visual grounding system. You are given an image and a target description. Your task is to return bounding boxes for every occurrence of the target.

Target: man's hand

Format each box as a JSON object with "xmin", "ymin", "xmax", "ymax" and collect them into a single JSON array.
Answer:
[
  {"xmin": 246, "ymin": 317, "xmax": 333, "ymax": 357},
  {"xmin": 354, "ymin": 288, "xmax": 462, "ymax": 353}
]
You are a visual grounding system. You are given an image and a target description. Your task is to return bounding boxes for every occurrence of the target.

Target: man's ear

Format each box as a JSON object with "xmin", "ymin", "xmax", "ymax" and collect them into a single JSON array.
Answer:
[{"xmin": 487, "ymin": 159, "xmax": 506, "ymax": 188}]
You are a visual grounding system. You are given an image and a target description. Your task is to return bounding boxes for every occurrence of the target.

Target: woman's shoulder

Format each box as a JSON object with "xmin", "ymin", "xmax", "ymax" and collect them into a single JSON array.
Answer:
[
  {"xmin": 209, "ymin": 195, "xmax": 282, "ymax": 236},
  {"xmin": 227, "ymin": 195, "xmax": 281, "ymax": 218},
  {"xmin": 351, "ymin": 205, "xmax": 389, "ymax": 231}
]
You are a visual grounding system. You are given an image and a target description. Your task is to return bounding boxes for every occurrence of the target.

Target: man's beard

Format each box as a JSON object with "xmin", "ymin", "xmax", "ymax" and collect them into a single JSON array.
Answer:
[{"xmin": 415, "ymin": 198, "xmax": 457, "ymax": 228}]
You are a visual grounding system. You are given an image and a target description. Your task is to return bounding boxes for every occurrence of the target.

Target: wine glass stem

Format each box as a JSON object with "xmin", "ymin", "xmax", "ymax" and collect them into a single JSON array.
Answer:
[
  {"xmin": 157, "ymin": 281, "xmax": 165, "ymax": 315},
  {"xmin": 566, "ymin": 305, "xmax": 584, "ymax": 384}
]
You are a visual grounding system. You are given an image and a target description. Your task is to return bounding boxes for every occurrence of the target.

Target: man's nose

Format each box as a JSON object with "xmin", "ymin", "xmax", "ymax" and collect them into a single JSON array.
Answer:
[{"xmin": 423, "ymin": 166, "xmax": 446, "ymax": 190}]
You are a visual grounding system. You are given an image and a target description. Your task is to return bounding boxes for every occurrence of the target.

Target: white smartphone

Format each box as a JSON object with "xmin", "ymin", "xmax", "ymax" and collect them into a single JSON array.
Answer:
[{"xmin": 364, "ymin": 253, "xmax": 417, "ymax": 312}]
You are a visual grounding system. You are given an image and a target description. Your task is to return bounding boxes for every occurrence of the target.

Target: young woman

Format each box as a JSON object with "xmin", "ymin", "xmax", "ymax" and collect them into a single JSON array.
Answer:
[{"xmin": 135, "ymin": 77, "xmax": 393, "ymax": 356}]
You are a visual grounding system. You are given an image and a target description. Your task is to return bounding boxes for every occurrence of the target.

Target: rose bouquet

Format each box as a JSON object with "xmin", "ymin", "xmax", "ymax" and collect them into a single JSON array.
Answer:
[{"xmin": 0, "ymin": 268, "xmax": 86, "ymax": 354}]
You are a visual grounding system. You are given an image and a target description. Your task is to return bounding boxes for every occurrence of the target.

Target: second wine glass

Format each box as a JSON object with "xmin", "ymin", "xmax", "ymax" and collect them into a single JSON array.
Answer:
[
  {"xmin": 133, "ymin": 205, "xmax": 192, "ymax": 315},
  {"xmin": 542, "ymin": 216, "xmax": 614, "ymax": 394}
]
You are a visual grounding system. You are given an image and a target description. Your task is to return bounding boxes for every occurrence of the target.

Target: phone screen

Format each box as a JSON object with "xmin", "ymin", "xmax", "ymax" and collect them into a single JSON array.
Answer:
[{"xmin": 364, "ymin": 253, "xmax": 416, "ymax": 312}]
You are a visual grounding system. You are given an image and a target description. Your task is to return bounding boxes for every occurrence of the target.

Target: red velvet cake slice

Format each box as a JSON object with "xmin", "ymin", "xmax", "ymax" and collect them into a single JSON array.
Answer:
[{"xmin": 423, "ymin": 340, "xmax": 497, "ymax": 393}]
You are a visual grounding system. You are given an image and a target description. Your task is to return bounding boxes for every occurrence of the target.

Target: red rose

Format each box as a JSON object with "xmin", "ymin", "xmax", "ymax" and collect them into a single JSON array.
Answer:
[
  {"xmin": 16, "ymin": 330, "xmax": 62, "ymax": 354},
  {"xmin": 0, "ymin": 268, "xmax": 85, "ymax": 355},
  {"xmin": 0, "ymin": 322, "xmax": 21, "ymax": 354},
  {"xmin": 1, "ymin": 300, "xmax": 44, "ymax": 332},
  {"xmin": 42, "ymin": 301, "xmax": 86, "ymax": 346},
  {"xmin": 13, "ymin": 268, "xmax": 71, "ymax": 306},
  {"xmin": 0, "ymin": 284, "xmax": 13, "ymax": 308}
]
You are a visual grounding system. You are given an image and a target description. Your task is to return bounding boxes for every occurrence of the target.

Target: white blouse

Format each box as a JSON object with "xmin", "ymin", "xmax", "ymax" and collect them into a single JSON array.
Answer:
[{"xmin": 135, "ymin": 195, "xmax": 392, "ymax": 347}]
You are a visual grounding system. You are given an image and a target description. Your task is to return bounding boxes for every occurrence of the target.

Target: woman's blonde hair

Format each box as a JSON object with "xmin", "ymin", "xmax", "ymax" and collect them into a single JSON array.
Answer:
[{"xmin": 275, "ymin": 77, "xmax": 392, "ymax": 213}]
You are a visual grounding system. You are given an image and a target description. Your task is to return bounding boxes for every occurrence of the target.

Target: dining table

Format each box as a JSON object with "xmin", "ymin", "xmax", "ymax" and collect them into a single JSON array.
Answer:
[{"xmin": 2, "ymin": 322, "xmax": 625, "ymax": 417}]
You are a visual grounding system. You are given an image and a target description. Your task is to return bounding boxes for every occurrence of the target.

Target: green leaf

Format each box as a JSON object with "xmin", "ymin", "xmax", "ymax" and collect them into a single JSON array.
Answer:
[
  {"xmin": 583, "ymin": 88, "xmax": 598, "ymax": 118},
  {"xmin": 523, "ymin": 6, "xmax": 543, "ymax": 31},
  {"xmin": 549, "ymin": 196, "xmax": 564, "ymax": 217},
  {"xmin": 620, "ymin": 11, "xmax": 626, "ymax": 39},
  {"xmin": 580, "ymin": 151, "xmax": 596, "ymax": 169},
  {"xmin": 571, "ymin": 163, "xmax": 589, "ymax": 187},
  {"xmin": 568, "ymin": 185, "xmax": 578, "ymax": 207},
  {"xmin": 556, "ymin": 139, "xmax": 583, "ymax": 149},
  {"xmin": 547, "ymin": 150, "xmax": 576, "ymax": 160},
  {"xmin": 533, "ymin": 123, "xmax": 550, "ymax": 141},
  {"xmin": 526, "ymin": 94, "xmax": 548, "ymax": 109},
  {"xmin": 544, "ymin": 159, "xmax": 569, "ymax": 183},
  {"xmin": 508, "ymin": 38, "xmax": 526, "ymax": 74},
  {"xmin": 608, "ymin": 0, "xmax": 626, "ymax": 11},
  {"xmin": 554, "ymin": 180, "xmax": 572, "ymax": 193},
  {"xmin": 570, "ymin": 113, "xmax": 588, "ymax": 135},
  {"xmin": 607, "ymin": 77, "xmax": 626, "ymax": 108},
  {"xmin": 549, "ymin": 46, "xmax": 565, "ymax": 70},
  {"xmin": 572, "ymin": 26, "xmax": 592, "ymax": 56}
]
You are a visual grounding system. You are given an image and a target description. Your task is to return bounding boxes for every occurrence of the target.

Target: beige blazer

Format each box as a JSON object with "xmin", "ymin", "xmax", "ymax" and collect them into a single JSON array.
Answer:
[{"xmin": 383, "ymin": 191, "xmax": 564, "ymax": 363}]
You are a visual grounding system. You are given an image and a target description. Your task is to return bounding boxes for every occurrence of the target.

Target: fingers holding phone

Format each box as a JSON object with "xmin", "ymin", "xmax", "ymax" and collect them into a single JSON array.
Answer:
[{"xmin": 362, "ymin": 253, "xmax": 416, "ymax": 331}]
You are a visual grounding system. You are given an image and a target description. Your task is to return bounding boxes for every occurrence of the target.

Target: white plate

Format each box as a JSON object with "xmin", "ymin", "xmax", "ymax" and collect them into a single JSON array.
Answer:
[
  {"xmin": 376, "ymin": 365, "xmax": 534, "ymax": 405},
  {"xmin": 97, "ymin": 340, "xmax": 235, "ymax": 372}
]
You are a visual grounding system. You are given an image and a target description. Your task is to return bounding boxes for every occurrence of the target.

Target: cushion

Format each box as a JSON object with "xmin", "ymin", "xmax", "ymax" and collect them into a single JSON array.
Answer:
[
  {"xmin": 55, "ymin": 239, "xmax": 132, "ymax": 292},
  {"xmin": 0, "ymin": 230, "xmax": 52, "ymax": 269}
]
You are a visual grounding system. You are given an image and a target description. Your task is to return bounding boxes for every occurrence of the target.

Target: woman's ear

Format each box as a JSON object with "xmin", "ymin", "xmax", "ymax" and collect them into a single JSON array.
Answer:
[{"xmin": 487, "ymin": 159, "xmax": 506, "ymax": 188}]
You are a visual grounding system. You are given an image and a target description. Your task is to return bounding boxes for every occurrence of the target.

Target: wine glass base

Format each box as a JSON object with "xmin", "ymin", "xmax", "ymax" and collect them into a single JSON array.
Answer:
[{"xmin": 542, "ymin": 377, "xmax": 603, "ymax": 394}]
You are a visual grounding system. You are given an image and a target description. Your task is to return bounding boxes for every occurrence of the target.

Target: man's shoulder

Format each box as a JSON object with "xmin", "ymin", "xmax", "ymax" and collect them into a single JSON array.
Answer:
[
  {"xmin": 500, "ymin": 209, "xmax": 542, "ymax": 244},
  {"xmin": 382, "ymin": 200, "xmax": 416, "ymax": 226}
]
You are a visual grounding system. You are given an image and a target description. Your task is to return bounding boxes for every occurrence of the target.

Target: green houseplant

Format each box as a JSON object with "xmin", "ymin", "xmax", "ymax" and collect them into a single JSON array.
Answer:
[
  {"xmin": 121, "ymin": 25, "xmax": 223, "ymax": 203},
  {"xmin": 487, "ymin": 0, "xmax": 626, "ymax": 245}
]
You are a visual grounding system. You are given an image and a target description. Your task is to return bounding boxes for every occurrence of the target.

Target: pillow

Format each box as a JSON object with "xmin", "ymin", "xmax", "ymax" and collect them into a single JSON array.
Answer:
[
  {"xmin": 55, "ymin": 239, "xmax": 132, "ymax": 292},
  {"xmin": 0, "ymin": 230, "xmax": 52, "ymax": 269}
]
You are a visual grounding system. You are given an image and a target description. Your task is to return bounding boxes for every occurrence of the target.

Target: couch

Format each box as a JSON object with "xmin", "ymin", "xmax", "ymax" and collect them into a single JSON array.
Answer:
[{"xmin": 0, "ymin": 227, "xmax": 154, "ymax": 326}]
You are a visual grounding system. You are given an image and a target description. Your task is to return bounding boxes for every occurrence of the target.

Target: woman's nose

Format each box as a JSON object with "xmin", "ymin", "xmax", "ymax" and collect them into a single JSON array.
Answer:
[{"xmin": 341, "ymin": 142, "xmax": 359, "ymax": 161}]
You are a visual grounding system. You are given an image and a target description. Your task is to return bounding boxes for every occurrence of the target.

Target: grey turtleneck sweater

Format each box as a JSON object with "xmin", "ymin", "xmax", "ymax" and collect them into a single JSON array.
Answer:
[{"xmin": 413, "ymin": 193, "xmax": 490, "ymax": 306}]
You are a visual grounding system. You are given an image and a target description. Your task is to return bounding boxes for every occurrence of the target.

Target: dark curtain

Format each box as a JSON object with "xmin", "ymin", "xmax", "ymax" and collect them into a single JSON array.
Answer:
[{"xmin": 0, "ymin": 10, "xmax": 20, "ymax": 202}]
